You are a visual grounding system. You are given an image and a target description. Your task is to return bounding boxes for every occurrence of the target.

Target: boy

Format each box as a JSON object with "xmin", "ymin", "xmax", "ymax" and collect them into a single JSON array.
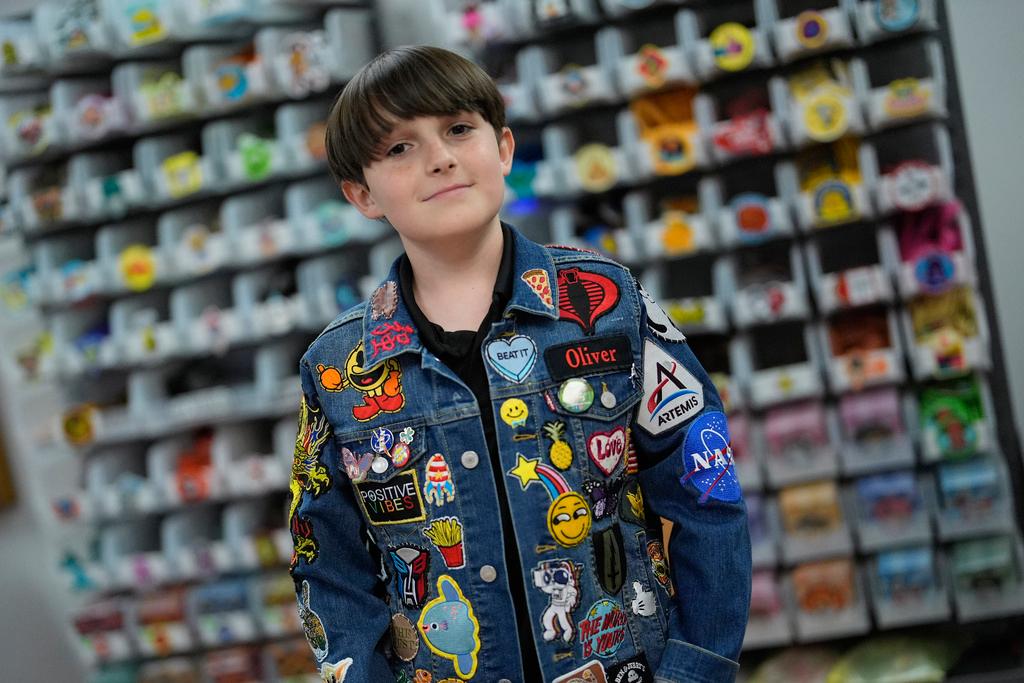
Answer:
[{"xmin": 290, "ymin": 45, "xmax": 751, "ymax": 683}]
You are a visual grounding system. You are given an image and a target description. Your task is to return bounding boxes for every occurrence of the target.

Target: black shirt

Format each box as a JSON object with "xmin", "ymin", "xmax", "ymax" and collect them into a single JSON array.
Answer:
[{"xmin": 397, "ymin": 225, "xmax": 543, "ymax": 681}]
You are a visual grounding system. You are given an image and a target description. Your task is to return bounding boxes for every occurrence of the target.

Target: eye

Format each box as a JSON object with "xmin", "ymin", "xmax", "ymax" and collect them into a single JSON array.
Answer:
[
  {"xmin": 574, "ymin": 508, "xmax": 588, "ymax": 518},
  {"xmin": 450, "ymin": 123, "xmax": 473, "ymax": 136},
  {"xmin": 555, "ymin": 513, "xmax": 570, "ymax": 523},
  {"xmin": 386, "ymin": 142, "xmax": 409, "ymax": 157}
]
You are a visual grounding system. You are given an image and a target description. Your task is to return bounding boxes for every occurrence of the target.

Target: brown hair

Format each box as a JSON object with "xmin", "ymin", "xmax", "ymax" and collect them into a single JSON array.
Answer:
[{"xmin": 324, "ymin": 45, "xmax": 507, "ymax": 186}]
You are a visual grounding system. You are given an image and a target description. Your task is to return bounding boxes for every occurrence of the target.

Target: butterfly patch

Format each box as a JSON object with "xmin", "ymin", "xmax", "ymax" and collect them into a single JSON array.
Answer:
[
  {"xmin": 342, "ymin": 447, "xmax": 372, "ymax": 483},
  {"xmin": 582, "ymin": 478, "xmax": 624, "ymax": 520}
]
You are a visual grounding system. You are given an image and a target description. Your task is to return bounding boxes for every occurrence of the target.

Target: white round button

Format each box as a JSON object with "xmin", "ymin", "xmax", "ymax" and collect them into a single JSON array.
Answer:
[
  {"xmin": 480, "ymin": 565, "xmax": 497, "ymax": 583},
  {"xmin": 370, "ymin": 456, "xmax": 389, "ymax": 474},
  {"xmin": 461, "ymin": 450, "xmax": 480, "ymax": 469}
]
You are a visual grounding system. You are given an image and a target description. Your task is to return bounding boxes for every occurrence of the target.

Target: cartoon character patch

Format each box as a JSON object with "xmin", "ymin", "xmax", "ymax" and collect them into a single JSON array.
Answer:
[
  {"xmin": 424, "ymin": 454, "xmax": 456, "ymax": 507},
  {"xmin": 557, "ymin": 267, "xmax": 620, "ymax": 335},
  {"xmin": 390, "ymin": 545, "xmax": 430, "ymax": 609},
  {"xmin": 417, "ymin": 575, "xmax": 481, "ymax": 679},
  {"xmin": 679, "ymin": 411, "xmax": 742, "ymax": 504},
  {"xmin": 508, "ymin": 455, "xmax": 592, "ymax": 548},
  {"xmin": 321, "ymin": 342, "xmax": 406, "ymax": 422},
  {"xmin": 289, "ymin": 397, "xmax": 332, "ymax": 526},
  {"xmin": 297, "ymin": 580, "xmax": 328, "ymax": 661},
  {"xmin": 500, "ymin": 398, "xmax": 529, "ymax": 428},
  {"xmin": 533, "ymin": 559, "xmax": 582, "ymax": 643},
  {"xmin": 319, "ymin": 658, "xmax": 353, "ymax": 683}
]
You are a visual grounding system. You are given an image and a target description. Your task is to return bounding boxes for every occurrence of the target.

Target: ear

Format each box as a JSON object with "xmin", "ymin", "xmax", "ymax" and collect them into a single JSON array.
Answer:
[
  {"xmin": 341, "ymin": 179, "xmax": 385, "ymax": 219},
  {"xmin": 498, "ymin": 126, "xmax": 516, "ymax": 177}
]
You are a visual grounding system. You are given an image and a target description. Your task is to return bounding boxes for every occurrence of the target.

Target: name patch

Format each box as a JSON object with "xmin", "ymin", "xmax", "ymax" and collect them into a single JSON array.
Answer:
[
  {"xmin": 545, "ymin": 335, "xmax": 632, "ymax": 381},
  {"xmin": 355, "ymin": 470, "xmax": 426, "ymax": 525}
]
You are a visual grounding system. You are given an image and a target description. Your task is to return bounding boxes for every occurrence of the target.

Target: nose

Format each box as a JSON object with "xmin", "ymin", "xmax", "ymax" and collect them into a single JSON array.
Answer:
[{"xmin": 426, "ymin": 138, "xmax": 457, "ymax": 174}]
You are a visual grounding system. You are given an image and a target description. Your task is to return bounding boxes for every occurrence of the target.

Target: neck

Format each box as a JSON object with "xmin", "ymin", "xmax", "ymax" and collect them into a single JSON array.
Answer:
[{"xmin": 402, "ymin": 217, "xmax": 505, "ymax": 331}]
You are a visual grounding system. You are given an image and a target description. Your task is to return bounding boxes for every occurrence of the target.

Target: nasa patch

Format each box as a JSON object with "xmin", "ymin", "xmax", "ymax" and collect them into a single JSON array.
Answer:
[
  {"xmin": 636, "ymin": 339, "xmax": 704, "ymax": 436},
  {"xmin": 679, "ymin": 411, "xmax": 742, "ymax": 504}
]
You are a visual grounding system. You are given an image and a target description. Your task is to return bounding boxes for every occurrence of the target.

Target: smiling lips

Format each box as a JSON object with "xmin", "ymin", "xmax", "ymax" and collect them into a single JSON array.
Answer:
[{"xmin": 424, "ymin": 183, "xmax": 472, "ymax": 201}]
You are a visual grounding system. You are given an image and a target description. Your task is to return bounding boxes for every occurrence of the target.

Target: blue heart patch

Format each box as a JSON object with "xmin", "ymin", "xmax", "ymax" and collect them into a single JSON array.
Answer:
[{"xmin": 485, "ymin": 335, "xmax": 538, "ymax": 383}]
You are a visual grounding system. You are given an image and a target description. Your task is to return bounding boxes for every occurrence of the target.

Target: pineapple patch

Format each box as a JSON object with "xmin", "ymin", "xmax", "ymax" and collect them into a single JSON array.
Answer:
[{"xmin": 543, "ymin": 420, "xmax": 574, "ymax": 470}]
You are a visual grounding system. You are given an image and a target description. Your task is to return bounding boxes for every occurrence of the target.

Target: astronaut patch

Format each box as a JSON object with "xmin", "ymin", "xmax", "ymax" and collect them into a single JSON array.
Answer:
[
  {"xmin": 679, "ymin": 411, "xmax": 742, "ymax": 504},
  {"xmin": 532, "ymin": 559, "xmax": 583, "ymax": 643},
  {"xmin": 637, "ymin": 339, "xmax": 704, "ymax": 436}
]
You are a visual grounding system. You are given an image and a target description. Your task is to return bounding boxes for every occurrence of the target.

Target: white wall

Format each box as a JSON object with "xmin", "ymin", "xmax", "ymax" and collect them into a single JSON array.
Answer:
[{"xmin": 946, "ymin": 0, "xmax": 1024, "ymax": 451}]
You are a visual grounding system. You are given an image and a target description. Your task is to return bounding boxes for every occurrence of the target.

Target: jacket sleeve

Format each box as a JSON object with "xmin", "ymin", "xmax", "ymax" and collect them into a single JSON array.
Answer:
[
  {"xmin": 289, "ymin": 356, "xmax": 395, "ymax": 680},
  {"xmin": 630, "ymin": 283, "xmax": 752, "ymax": 683}
]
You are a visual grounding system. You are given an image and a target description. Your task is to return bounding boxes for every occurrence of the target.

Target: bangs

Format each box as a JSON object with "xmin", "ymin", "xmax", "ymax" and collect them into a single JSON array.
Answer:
[{"xmin": 325, "ymin": 46, "xmax": 506, "ymax": 185}]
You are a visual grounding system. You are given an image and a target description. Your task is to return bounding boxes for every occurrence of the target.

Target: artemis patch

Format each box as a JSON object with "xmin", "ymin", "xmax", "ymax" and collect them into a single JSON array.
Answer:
[
  {"xmin": 354, "ymin": 470, "xmax": 426, "ymax": 525},
  {"xmin": 636, "ymin": 339, "xmax": 704, "ymax": 436}
]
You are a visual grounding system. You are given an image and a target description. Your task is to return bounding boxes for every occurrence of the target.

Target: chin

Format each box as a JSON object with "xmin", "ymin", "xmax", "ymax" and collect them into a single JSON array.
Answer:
[{"xmin": 396, "ymin": 202, "xmax": 502, "ymax": 242}]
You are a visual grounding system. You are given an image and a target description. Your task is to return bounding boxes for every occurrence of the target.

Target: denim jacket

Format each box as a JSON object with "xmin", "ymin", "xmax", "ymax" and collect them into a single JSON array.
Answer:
[{"xmin": 289, "ymin": 227, "xmax": 751, "ymax": 683}]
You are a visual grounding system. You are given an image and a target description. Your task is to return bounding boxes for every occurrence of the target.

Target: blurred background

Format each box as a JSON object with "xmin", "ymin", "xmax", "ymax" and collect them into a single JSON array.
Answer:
[{"xmin": 0, "ymin": 0, "xmax": 1022, "ymax": 681}]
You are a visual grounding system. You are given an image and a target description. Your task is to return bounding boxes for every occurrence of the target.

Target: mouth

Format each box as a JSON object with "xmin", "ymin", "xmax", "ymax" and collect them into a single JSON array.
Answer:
[{"xmin": 424, "ymin": 183, "xmax": 472, "ymax": 201}]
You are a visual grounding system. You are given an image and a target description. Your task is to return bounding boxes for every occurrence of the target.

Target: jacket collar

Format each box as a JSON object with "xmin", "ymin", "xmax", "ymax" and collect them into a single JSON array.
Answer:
[{"xmin": 360, "ymin": 224, "xmax": 559, "ymax": 366}]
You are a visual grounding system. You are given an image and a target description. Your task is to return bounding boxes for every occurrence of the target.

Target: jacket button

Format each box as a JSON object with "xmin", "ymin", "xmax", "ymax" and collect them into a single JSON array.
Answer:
[
  {"xmin": 460, "ymin": 450, "xmax": 479, "ymax": 469},
  {"xmin": 499, "ymin": 679, "xmax": 512, "ymax": 683},
  {"xmin": 480, "ymin": 565, "xmax": 497, "ymax": 582}
]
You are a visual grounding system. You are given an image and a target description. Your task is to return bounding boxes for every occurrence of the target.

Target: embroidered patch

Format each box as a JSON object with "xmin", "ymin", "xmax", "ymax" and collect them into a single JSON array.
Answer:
[
  {"xmin": 317, "ymin": 364, "xmax": 345, "ymax": 392},
  {"xmin": 341, "ymin": 343, "xmax": 406, "ymax": 422},
  {"xmin": 500, "ymin": 398, "xmax": 530, "ymax": 427},
  {"xmin": 298, "ymin": 580, "xmax": 328, "ymax": 661},
  {"xmin": 389, "ymin": 544, "xmax": 430, "ymax": 608},
  {"xmin": 607, "ymin": 651, "xmax": 654, "ymax": 682},
  {"xmin": 370, "ymin": 427, "xmax": 393, "ymax": 454},
  {"xmin": 370, "ymin": 281, "xmax": 398, "ymax": 320},
  {"xmin": 557, "ymin": 267, "xmax": 620, "ymax": 335},
  {"xmin": 354, "ymin": 470, "xmax": 426, "ymax": 525},
  {"xmin": 417, "ymin": 575, "xmax": 481, "ymax": 679},
  {"xmin": 532, "ymin": 559, "xmax": 583, "ymax": 643},
  {"xmin": 680, "ymin": 411, "xmax": 742, "ymax": 504},
  {"xmin": 637, "ymin": 339, "xmax": 704, "ymax": 436},
  {"xmin": 637, "ymin": 282, "xmax": 686, "ymax": 343},
  {"xmin": 543, "ymin": 421, "xmax": 574, "ymax": 470},
  {"xmin": 553, "ymin": 661, "xmax": 608, "ymax": 683},
  {"xmin": 521, "ymin": 268, "xmax": 554, "ymax": 308},
  {"xmin": 390, "ymin": 613, "xmax": 419, "ymax": 661},
  {"xmin": 290, "ymin": 514, "xmax": 319, "ymax": 568},
  {"xmin": 619, "ymin": 479, "xmax": 646, "ymax": 526},
  {"xmin": 582, "ymin": 478, "xmax": 623, "ymax": 521},
  {"xmin": 485, "ymin": 334, "xmax": 538, "ymax": 383},
  {"xmin": 647, "ymin": 540, "xmax": 673, "ymax": 596},
  {"xmin": 594, "ymin": 525, "xmax": 626, "ymax": 595},
  {"xmin": 625, "ymin": 428, "xmax": 638, "ymax": 475},
  {"xmin": 545, "ymin": 335, "xmax": 632, "ymax": 381},
  {"xmin": 319, "ymin": 658, "xmax": 353, "ymax": 683},
  {"xmin": 507, "ymin": 455, "xmax": 592, "ymax": 548},
  {"xmin": 587, "ymin": 426, "xmax": 626, "ymax": 476},
  {"xmin": 629, "ymin": 582, "xmax": 656, "ymax": 618},
  {"xmin": 368, "ymin": 320, "xmax": 415, "ymax": 358},
  {"xmin": 578, "ymin": 599, "xmax": 627, "ymax": 659},
  {"xmin": 289, "ymin": 396, "xmax": 333, "ymax": 526},
  {"xmin": 423, "ymin": 517, "xmax": 465, "ymax": 569},
  {"xmin": 424, "ymin": 454, "xmax": 456, "ymax": 507}
]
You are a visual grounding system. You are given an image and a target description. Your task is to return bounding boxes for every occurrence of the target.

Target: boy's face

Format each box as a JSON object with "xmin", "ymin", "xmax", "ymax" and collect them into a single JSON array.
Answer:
[{"xmin": 341, "ymin": 112, "xmax": 514, "ymax": 244}]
